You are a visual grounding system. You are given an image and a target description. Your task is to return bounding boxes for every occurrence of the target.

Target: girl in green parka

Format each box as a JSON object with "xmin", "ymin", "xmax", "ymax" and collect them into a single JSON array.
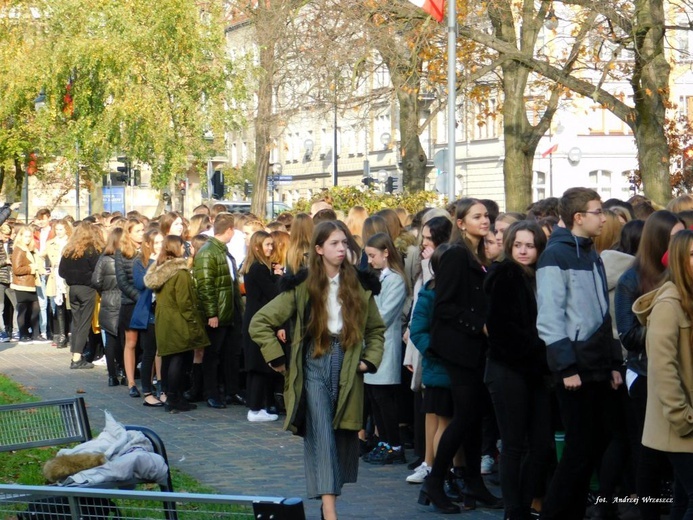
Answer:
[
  {"xmin": 250, "ymin": 220, "xmax": 385, "ymax": 520},
  {"xmin": 144, "ymin": 235, "xmax": 210, "ymax": 414}
]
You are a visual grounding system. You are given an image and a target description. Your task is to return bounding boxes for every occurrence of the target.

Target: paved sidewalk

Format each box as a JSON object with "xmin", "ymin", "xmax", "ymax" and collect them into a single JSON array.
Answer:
[{"xmin": 0, "ymin": 340, "xmax": 504, "ymax": 520}]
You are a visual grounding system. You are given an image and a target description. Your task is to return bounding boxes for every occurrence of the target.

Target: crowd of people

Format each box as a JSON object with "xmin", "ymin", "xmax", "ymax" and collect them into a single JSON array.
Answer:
[{"xmin": 3, "ymin": 188, "xmax": 693, "ymax": 520}]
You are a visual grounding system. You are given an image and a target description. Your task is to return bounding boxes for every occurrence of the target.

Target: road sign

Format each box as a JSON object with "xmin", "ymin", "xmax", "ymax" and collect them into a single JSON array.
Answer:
[
  {"xmin": 270, "ymin": 175, "xmax": 293, "ymax": 182},
  {"xmin": 102, "ymin": 186, "xmax": 125, "ymax": 213}
]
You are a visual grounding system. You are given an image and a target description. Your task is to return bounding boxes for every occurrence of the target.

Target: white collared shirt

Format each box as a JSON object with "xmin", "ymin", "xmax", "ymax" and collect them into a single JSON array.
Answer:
[{"xmin": 327, "ymin": 273, "xmax": 343, "ymax": 335}]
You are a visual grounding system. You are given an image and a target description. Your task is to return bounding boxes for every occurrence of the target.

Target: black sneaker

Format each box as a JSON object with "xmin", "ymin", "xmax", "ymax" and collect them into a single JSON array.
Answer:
[
  {"xmin": 70, "ymin": 359, "xmax": 94, "ymax": 369},
  {"xmin": 382, "ymin": 446, "xmax": 407, "ymax": 465}
]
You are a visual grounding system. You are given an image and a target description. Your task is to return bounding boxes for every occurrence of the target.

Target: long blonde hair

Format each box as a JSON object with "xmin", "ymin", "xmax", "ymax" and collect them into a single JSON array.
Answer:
[
  {"xmin": 306, "ymin": 221, "xmax": 365, "ymax": 357},
  {"xmin": 667, "ymin": 230, "xmax": 693, "ymax": 323},
  {"xmin": 287, "ymin": 213, "xmax": 313, "ymax": 274}
]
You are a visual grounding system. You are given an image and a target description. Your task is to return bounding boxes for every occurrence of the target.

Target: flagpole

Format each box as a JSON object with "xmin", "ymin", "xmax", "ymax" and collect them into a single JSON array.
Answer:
[{"xmin": 446, "ymin": 0, "xmax": 457, "ymax": 202}]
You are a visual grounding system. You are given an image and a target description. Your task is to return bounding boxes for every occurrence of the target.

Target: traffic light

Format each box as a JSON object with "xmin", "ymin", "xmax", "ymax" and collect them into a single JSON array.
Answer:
[
  {"xmin": 244, "ymin": 180, "xmax": 253, "ymax": 198},
  {"xmin": 362, "ymin": 176, "xmax": 374, "ymax": 188},
  {"xmin": 385, "ymin": 176, "xmax": 395, "ymax": 193},
  {"xmin": 132, "ymin": 169, "xmax": 141, "ymax": 186},
  {"xmin": 116, "ymin": 156, "xmax": 129, "ymax": 185},
  {"xmin": 179, "ymin": 179, "xmax": 187, "ymax": 196}
]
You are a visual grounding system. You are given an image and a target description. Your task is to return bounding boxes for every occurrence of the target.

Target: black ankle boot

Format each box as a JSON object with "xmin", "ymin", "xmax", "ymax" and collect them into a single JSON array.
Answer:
[
  {"xmin": 464, "ymin": 475, "xmax": 503, "ymax": 509},
  {"xmin": 418, "ymin": 475, "xmax": 461, "ymax": 514},
  {"xmin": 183, "ymin": 363, "xmax": 203, "ymax": 402}
]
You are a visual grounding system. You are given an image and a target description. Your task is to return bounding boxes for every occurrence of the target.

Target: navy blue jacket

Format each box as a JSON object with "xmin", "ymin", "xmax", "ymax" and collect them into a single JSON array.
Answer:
[{"xmin": 614, "ymin": 267, "xmax": 648, "ymax": 377}]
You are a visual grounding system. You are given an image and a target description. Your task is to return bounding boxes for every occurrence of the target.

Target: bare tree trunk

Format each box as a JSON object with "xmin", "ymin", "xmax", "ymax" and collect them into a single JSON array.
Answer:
[
  {"xmin": 379, "ymin": 45, "xmax": 427, "ymax": 191},
  {"xmin": 397, "ymin": 87, "xmax": 427, "ymax": 191},
  {"xmin": 632, "ymin": 0, "xmax": 671, "ymax": 205}
]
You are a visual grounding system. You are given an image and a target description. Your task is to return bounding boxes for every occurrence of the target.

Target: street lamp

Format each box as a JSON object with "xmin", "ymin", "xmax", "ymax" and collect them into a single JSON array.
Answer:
[
  {"xmin": 380, "ymin": 132, "xmax": 391, "ymax": 150},
  {"xmin": 304, "ymin": 139, "xmax": 314, "ymax": 161},
  {"xmin": 544, "ymin": 8, "xmax": 558, "ymax": 30}
]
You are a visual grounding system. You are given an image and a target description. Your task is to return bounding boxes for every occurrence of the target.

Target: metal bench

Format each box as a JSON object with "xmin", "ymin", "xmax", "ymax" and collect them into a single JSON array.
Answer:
[
  {"xmin": 0, "ymin": 397, "xmax": 177, "ymax": 519},
  {"xmin": 0, "ymin": 484, "xmax": 306, "ymax": 519}
]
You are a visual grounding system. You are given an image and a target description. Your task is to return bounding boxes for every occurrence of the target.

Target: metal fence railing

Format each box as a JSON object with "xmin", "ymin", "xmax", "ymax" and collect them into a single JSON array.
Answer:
[{"xmin": 0, "ymin": 484, "xmax": 305, "ymax": 520}]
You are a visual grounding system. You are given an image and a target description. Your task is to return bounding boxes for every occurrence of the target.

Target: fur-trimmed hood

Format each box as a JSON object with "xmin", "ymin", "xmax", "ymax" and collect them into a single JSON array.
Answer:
[
  {"xmin": 278, "ymin": 267, "xmax": 380, "ymax": 296},
  {"xmin": 144, "ymin": 258, "xmax": 190, "ymax": 290}
]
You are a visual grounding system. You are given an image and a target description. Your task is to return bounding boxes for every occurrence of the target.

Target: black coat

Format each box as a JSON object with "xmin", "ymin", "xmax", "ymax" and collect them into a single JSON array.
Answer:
[
  {"xmin": 58, "ymin": 248, "xmax": 100, "ymax": 287},
  {"xmin": 430, "ymin": 243, "xmax": 487, "ymax": 370},
  {"xmin": 115, "ymin": 250, "xmax": 139, "ymax": 305},
  {"xmin": 91, "ymin": 254, "xmax": 121, "ymax": 337},
  {"xmin": 484, "ymin": 259, "xmax": 548, "ymax": 377},
  {"xmin": 242, "ymin": 262, "xmax": 280, "ymax": 373}
]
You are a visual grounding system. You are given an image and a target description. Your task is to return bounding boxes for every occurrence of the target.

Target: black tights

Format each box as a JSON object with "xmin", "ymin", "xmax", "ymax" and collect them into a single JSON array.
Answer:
[
  {"xmin": 104, "ymin": 331, "xmax": 121, "ymax": 380},
  {"xmin": 162, "ymin": 351, "xmax": 191, "ymax": 401},
  {"xmin": 431, "ymin": 365, "xmax": 489, "ymax": 480}
]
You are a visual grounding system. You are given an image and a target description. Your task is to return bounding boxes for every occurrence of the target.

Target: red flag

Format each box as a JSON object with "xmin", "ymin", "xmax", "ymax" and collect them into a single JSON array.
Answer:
[
  {"xmin": 541, "ymin": 143, "xmax": 558, "ymax": 158},
  {"xmin": 408, "ymin": 0, "xmax": 444, "ymax": 22}
]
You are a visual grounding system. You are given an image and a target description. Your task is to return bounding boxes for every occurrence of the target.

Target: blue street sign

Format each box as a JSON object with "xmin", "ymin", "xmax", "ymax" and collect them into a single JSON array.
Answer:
[
  {"xmin": 270, "ymin": 175, "xmax": 293, "ymax": 182},
  {"xmin": 102, "ymin": 186, "xmax": 125, "ymax": 213}
]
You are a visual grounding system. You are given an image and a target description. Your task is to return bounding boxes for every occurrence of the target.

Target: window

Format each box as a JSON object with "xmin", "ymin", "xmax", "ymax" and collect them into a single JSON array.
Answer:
[
  {"xmin": 621, "ymin": 169, "xmax": 638, "ymax": 197},
  {"xmin": 588, "ymin": 169, "xmax": 612, "ymax": 198},
  {"xmin": 533, "ymin": 170, "xmax": 547, "ymax": 201},
  {"xmin": 473, "ymin": 99, "xmax": 499, "ymax": 140}
]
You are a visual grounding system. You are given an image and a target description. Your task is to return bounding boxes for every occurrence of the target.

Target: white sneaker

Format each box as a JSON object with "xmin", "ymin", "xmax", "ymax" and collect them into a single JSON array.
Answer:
[
  {"xmin": 92, "ymin": 357, "xmax": 107, "ymax": 366},
  {"xmin": 406, "ymin": 461, "xmax": 431, "ymax": 484},
  {"xmin": 247, "ymin": 409, "xmax": 279, "ymax": 422},
  {"xmin": 481, "ymin": 454, "xmax": 495, "ymax": 475}
]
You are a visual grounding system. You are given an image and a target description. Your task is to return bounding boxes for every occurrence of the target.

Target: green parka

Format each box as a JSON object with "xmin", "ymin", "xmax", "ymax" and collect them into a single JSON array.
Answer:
[
  {"xmin": 144, "ymin": 258, "xmax": 210, "ymax": 356},
  {"xmin": 249, "ymin": 269, "xmax": 385, "ymax": 435},
  {"xmin": 193, "ymin": 237, "xmax": 236, "ymax": 326}
]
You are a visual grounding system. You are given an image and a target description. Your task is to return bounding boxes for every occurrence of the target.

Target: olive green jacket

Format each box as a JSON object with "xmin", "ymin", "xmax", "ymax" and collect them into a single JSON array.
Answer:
[
  {"xmin": 249, "ymin": 269, "xmax": 385, "ymax": 434},
  {"xmin": 144, "ymin": 258, "xmax": 210, "ymax": 356}
]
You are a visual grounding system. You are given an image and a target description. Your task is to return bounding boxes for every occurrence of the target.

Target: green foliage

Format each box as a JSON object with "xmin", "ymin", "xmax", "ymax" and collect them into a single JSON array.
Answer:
[
  {"xmin": 0, "ymin": 0, "xmax": 248, "ymax": 190},
  {"xmin": 293, "ymin": 185, "xmax": 443, "ymax": 215}
]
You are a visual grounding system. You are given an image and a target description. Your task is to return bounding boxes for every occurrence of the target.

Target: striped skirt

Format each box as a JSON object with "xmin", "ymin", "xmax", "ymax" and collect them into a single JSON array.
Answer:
[{"xmin": 303, "ymin": 338, "xmax": 359, "ymax": 498}]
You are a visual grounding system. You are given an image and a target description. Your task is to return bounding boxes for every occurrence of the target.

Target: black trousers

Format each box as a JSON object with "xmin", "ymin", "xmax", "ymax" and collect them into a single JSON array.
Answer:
[
  {"xmin": 365, "ymin": 383, "xmax": 401, "ymax": 447},
  {"xmin": 68, "ymin": 285, "xmax": 96, "ymax": 355},
  {"xmin": 203, "ymin": 325, "xmax": 232, "ymax": 401},
  {"xmin": 627, "ymin": 374, "xmax": 672, "ymax": 519},
  {"xmin": 485, "ymin": 359, "xmax": 552, "ymax": 516},
  {"xmin": 667, "ymin": 451, "xmax": 693, "ymax": 520},
  {"xmin": 541, "ymin": 380, "xmax": 617, "ymax": 520},
  {"xmin": 247, "ymin": 370, "xmax": 273, "ymax": 411},
  {"xmin": 15, "ymin": 290, "xmax": 39, "ymax": 339},
  {"xmin": 430, "ymin": 364, "xmax": 490, "ymax": 480}
]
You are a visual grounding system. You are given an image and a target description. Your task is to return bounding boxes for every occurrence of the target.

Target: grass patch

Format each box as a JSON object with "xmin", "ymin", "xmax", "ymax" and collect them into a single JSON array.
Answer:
[{"xmin": 0, "ymin": 373, "xmax": 252, "ymax": 518}]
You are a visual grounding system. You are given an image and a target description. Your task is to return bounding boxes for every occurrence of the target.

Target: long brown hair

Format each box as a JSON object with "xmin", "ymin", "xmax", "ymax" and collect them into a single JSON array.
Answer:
[
  {"xmin": 159, "ymin": 212, "xmax": 183, "ymax": 236},
  {"xmin": 139, "ymin": 229, "xmax": 163, "ymax": 264},
  {"xmin": 62, "ymin": 222, "xmax": 105, "ymax": 259},
  {"xmin": 449, "ymin": 198, "xmax": 488, "ymax": 265},
  {"xmin": 286, "ymin": 213, "xmax": 313, "ymax": 274},
  {"xmin": 270, "ymin": 230, "xmax": 290, "ymax": 266},
  {"xmin": 120, "ymin": 218, "xmax": 143, "ymax": 259},
  {"xmin": 241, "ymin": 230, "xmax": 271, "ymax": 275},
  {"xmin": 103, "ymin": 228, "xmax": 123, "ymax": 256},
  {"xmin": 667, "ymin": 230, "xmax": 693, "ymax": 322},
  {"xmin": 306, "ymin": 221, "xmax": 365, "ymax": 357},
  {"xmin": 366, "ymin": 232, "xmax": 410, "ymax": 294},
  {"xmin": 634, "ymin": 210, "xmax": 683, "ymax": 294},
  {"xmin": 156, "ymin": 235, "xmax": 185, "ymax": 266}
]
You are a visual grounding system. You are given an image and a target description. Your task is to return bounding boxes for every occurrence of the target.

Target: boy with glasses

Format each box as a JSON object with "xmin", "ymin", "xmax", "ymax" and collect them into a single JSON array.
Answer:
[{"xmin": 536, "ymin": 187, "xmax": 623, "ymax": 520}]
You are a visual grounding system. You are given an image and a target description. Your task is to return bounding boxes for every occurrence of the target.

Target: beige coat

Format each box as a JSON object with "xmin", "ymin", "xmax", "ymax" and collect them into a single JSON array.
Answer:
[{"xmin": 633, "ymin": 281, "xmax": 693, "ymax": 452}]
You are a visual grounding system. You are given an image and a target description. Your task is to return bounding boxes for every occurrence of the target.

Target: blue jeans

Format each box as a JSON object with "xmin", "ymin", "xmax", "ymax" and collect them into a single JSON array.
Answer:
[{"xmin": 37, "ymin": 276, "xmax": 48, "ymax": 336}]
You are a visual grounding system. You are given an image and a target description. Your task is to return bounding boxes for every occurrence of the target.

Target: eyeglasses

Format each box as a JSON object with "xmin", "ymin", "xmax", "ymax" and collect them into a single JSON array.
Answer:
[{"xmin": 576, "ymin": 209, "xmax": 604, "ymax": 216}]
